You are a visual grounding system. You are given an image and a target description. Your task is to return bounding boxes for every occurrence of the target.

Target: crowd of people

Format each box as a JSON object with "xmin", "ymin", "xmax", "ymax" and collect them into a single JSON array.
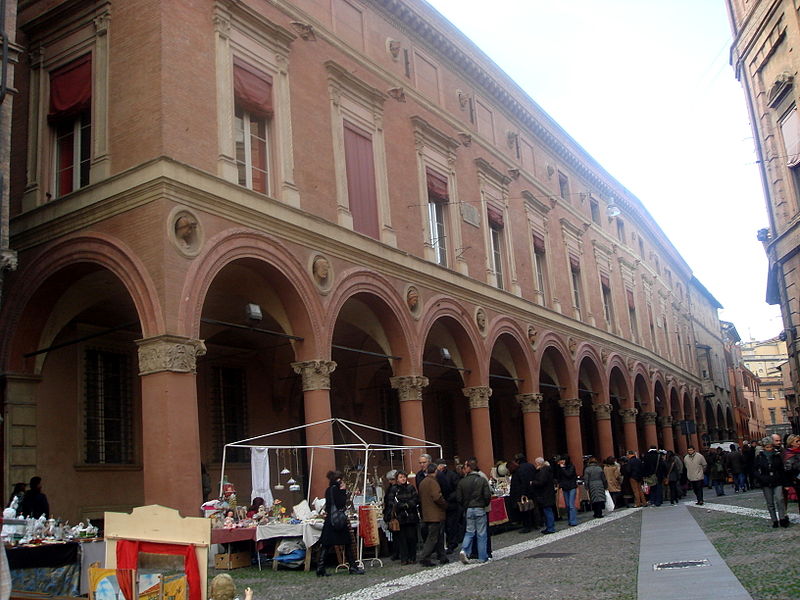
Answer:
[{"xmin": 315, "ymin": 434, "xmax": 800, "ymax": 574}]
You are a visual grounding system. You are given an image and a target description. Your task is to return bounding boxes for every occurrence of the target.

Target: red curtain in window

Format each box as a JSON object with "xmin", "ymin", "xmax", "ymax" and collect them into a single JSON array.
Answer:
[
  {"xmin": 343, "ymin": 120, "xmax": 380, "ymax": 239},
  {"xmin": 532, "ymin": 233, "xmax": 545, "ymax": 253},
  {"xmin": 49, "ymin": 54, "xmax": 92, "ymax": 120},
  {"xmin": 600, "ymin": 273, "xmax": 610, "ymax": 289},
  {"xmin": 627, "ymin": 288, "xmax": 636, "ymax": 309},
  {"xmin": 233, "ymin": 58, "xmax": 273, "ymax": 117},
  {"xmin": 487, "ymin": 204, "xmax": 504, "ymax": 228},
  {"xmin": 116, "ymin": 540, "xmax": 201, "ymax": 600},
  {"xmin": 426, "ymin": 168, "xmax": 448, "ymax": 202},
  {"xmin": 569, "ymin": 254, "xmax": 580, "ymax": 271}
]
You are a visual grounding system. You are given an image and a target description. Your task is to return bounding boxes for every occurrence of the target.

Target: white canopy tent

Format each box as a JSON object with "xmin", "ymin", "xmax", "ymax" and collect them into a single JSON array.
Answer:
[{"xmin": 220, "ymin": 418, "xmax": 443, "ymax": 503}]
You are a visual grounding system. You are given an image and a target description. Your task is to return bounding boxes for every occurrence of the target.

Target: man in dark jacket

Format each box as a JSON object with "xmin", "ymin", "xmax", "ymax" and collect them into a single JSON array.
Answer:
[
  {"xmin": 456, "ymin": 459, "xmax": 491, "ymax": 564},
  {"xmin": 742, "ymin": 441, "xmax": 756, "ymax": 489},
  {"xmin": 530, "ymin": 458, "xmax": 556, "ymax": 534},
  {"xmin": 625, "ymin": 450, "xmax": 646, "ymax": 507},
  {"xmin": 435, "ymin": 459, "xmax": 462, "ymax": 553},
  {"xmin": 18, "ymin": 476, "xmax": 49, "ymax": 519},
  {"xmin": 510, "ymin": 454, "xmax": 537, "ymax": 533},
  {"xmin": 728, "ymin": 443, "xmax": 746, "ymax": 492},
  {"xmin": 642, "ymin": 446, "xmax": 666, "ymax": 507},
  {"xmin": 418, "ymin": 464, "xmax": 449, "ymax": 566}
]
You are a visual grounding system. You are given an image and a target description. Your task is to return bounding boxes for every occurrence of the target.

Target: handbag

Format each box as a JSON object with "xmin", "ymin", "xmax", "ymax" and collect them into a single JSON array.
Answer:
[
  {"xmin": 604, "ymin": 490, "xmax": 615, "ymax": 512},
  {"xmin": 388, "ymin": 507, "xmax": 401, "ymax": 532},
  {"xmin": 556, "ymin": 488, "xmax": 566, "ymax": 510},
  {"xmin": 330, "ymin": 506, "xmax": 348, "ymax": 531},
  {"xmin": 517, "ymin": 495, "xmax": 535, "ymax": 512}
]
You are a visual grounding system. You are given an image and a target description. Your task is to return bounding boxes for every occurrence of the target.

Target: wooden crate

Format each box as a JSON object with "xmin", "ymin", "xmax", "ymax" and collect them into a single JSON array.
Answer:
[{"xmin": 214, "ymin": 551, "xmax": 251, "ymax": 570}]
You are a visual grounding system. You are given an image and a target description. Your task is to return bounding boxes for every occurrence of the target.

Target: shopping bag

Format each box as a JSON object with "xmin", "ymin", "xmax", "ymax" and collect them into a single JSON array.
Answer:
[
  {"xmin": 556, "ymin": 488, "xmax": 566, "ymax": 510},
  {"xmin": 604, "ymin": 490, "xmax": 615, "ymax": 513},
  {"xmin": 388, "ymin": 517, "xmax": 400, "ymax": 532},
  {"xmin": 641, "ymin": 482, "xmax": 650, "ymax": 495}
]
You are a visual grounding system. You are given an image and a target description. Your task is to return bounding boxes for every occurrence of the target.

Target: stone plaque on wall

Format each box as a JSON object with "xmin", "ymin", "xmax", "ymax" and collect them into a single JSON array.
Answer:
[{"xmin": 461, "ymin": 202, "xmax": 480, "ymax": 227}]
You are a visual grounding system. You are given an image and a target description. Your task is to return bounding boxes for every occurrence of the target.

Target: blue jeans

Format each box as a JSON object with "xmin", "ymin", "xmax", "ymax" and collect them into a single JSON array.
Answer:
[
  {"xmin": 734, "ymin": 473, "xmax": 747, "ymax": 491},
  {"xmin": 650, "ymin": 482, "xmax": 663, "ymax": 506},
  {"xmin": 563, "ymin": 488, "xmax": 578, "ymax": 525},
  {"xmin": 713, "ymin": 480, "xmax": 725, "ymax": 496},
  {"xmin": 461, "ymin": 507, "xmax": 488, "ymax": 562},
  {"xmin": 541, "ymin": 506, "xmax": 555, "ymax": 532}
]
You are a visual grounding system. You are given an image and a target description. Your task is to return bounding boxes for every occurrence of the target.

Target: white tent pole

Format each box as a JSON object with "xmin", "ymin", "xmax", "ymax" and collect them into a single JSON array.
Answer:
[
  {"xmin": 308, "ymin": 447, "xmax": 315, "ymax": 500},
  {"xmin": 219, "ymin": 445, "xmax": 228, "ymax": 499}
]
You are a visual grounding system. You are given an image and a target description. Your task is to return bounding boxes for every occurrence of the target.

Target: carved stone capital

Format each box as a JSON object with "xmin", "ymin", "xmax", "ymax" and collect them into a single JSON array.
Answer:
[
  {"xmin": 516, "ymin": 393, "xmax": 543, "ymax": 413},
  {"xmin": 93, "ymin": 8, "xmax": 111, "ymax": 35},
  {"xmin": 463, "ymin": 386, "xmax": 492, "ymax": 409},
  {"xmin": 291, "ymin": 360, "xmax": 337, "ymax": 391},
  {"xmin": 0, "ymin": 249, "xmax": 18, "ymax": 271},
  {"xmin": 659, "ymin": 415, "xmax": 673, "ymax": 429},
  {"xmin": 559, "ymin": 398, "xmax": 582, "ymax": 417},
  {"xmin": 619, "ymin": 407, "xmax": 638, "ymax": 423},
  {"xmin": 641, "ymin": 411, "xmax": 658, "ymax": 426},
  {"xmin": 593, "ymin": 402, "xmax": 613, "ymax": 420},
  {"xmin": 137, "ymin": 335, "xmax": 206, "ymax": 376},
  {"xmin": 390, "ymin": 375, "xmax": 429, "ymax": 402}
]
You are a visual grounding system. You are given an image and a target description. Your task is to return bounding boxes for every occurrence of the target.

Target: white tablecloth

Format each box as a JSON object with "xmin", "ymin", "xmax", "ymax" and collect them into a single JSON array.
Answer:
[{"xmin": 256, "ymin": 522, "xmax": 324, "ymax": 550}]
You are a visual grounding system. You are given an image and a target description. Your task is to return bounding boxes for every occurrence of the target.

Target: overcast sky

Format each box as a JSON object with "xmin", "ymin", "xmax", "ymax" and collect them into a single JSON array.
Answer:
[{"xmin": 424, "ymin": 0, "xmax": 783, "ymax": 341}]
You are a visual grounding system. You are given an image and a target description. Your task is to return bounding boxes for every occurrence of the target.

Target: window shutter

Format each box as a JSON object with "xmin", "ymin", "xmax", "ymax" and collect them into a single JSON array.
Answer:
[
  {"xmin": 426, "ymin": 168, "xmax": 449, "ymax": 203},
  {"xmin": 49, "ymin": 54, "xmax": 92, "ymax": 121},
  {"xmin": 487, "ymin": 204, "xmax": 504, "ymax": 228},
  {"xmin": 600, "ymin": 273, "xmax": 610, "ymax": 289},
  {"xmin": 569, "ymin": 254, "xmax": 580, "ymax": 271},
  {"xmin": 532, "ymin": 232, "xmax": 545, "ymax": 253},
  {"xmin": 343, "ymin": 120, "xmax": 380, "ymax": 239},
  {"xmin": 627, "ymin": 289, "xmax": 636, "ymax": 309},
  {"xmin": 233, "ymin": 58, "xmax": 273, "ymax": 117}
]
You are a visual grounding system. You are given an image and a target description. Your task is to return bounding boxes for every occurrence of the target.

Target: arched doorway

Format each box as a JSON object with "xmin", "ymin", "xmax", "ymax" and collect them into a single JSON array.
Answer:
[
  {"xmin": 577, "ymin": 356, "xmax": 604, "ymax": 459},
  {"xmin": 488, "ymin": 332, "xmax": 528, "ymax": 462},
  {"xmin": 538, "ymin": 344, "xmax": 572, "ymax": 461}
]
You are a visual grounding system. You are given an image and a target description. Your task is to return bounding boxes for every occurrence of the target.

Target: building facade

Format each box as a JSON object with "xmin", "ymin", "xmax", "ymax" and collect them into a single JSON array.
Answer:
[
  {"xmin": 726, "ymin": 0, "xmax": 800, "ymax": 422},
  {"xmin": 741, "ymin": 337, "xmax": 795, "ymax": 436},
  {"xmin": 1, "ymin": 0, "xmax": 734, "ymax": 521}
]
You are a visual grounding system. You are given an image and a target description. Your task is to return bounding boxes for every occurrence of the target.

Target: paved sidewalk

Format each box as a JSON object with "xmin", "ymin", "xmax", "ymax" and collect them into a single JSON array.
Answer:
[{"xmin": 637, "ymin": 502, "xmax": 752, "ymax": 600}]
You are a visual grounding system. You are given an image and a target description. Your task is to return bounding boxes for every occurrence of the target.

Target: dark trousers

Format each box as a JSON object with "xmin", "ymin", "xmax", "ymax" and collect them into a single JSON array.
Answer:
[
  {"xmin": 649, "ymin": 482, "xmax": 663, "ymax": 506},
  {"xmin": 667, "ymin": 480, "xmax": 680, "ymax": 503},
  {"xmin": 396, "ymin": 523, "xmax": 418, "ymax": 562},
  {"xmin": 316, "ymin": 542, "xmax": 357, "ymax": 574},
  {"xmin": 591, "ymin": 501, "xmax": 604, "ymax": 518},
  {"xmin": 690, "ymin": 479, "xmax": 704, "ymax": 504},
  {"xmin": 445, "ymin": 506, "xmax": 463, "ymax": 550},
  {"xmin": 419, "ymin": 521, "xmax": 446, "ymax": 562}
]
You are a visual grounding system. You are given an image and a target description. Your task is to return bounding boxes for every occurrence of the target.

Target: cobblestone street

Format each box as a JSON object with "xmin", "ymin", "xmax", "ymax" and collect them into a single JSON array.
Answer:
[{"xmin": 219, "ymin": 490, "xmax": 799, "ymax": 600}]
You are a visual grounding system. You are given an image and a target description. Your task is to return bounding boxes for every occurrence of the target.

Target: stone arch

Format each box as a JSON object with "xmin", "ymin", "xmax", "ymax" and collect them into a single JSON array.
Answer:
[
  {"xmin": 534, "ymin": 332, "xmax": 577, "ymax": 397},
  {"xmin": 324, "ymin": 267, "xmax": 417, "ymax": 376},
  {"xmin": 178, "ymin": 228, "xmax": 323, "ymax": 358},
  {"xmin": 418, "ymin": 296, "xmax": 485, "ymax": 386},
  {"xmin": 484, "ymin": 317, "xmax": 535, "ymax": 393},
  {"xmin": 1, "ymin": 233, "xmax": 162, "ymax": 373}
]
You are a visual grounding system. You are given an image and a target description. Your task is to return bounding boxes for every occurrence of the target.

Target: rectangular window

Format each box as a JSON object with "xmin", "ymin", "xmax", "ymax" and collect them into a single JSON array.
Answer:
[
  {"xmin": 648, "ymin": 305, "xmax": 658, "ymax": 352},
  {"xmin": 533, "ymin": 233, "xmax": 548, "ymax": 306},
  {"xmin": 426, "ymin": 168, "xmax": 449, "ymax": 266},
  {"xmin": 638, "ymin": 237, "xmax": 645, "ymax": 258},
  {"xmin": 488, "ymin": 204, "xmax": 505, "ymax": 289},
  {"xmin": 50, "ymin": 54, "xmax": 92, "ymax": 198},
  {"xmin": 84, "ymin": 349, "xmax": 133, "ymax": 464},
  {"xmin": 616, "ymin": 218, "xmax": 626, "ymax": 243},
  {"xmin": 601, "ymin": 274, "xmax": 614, "ymax": 327},
  {"xmin": 233, "ymin": 59, "xmax": 273, "ymax": 194},
  {"xmin": 627, "ymin": 289, "xmax": 639, "ymax": 342},
  {"xmin": 212, "ymin": 367, "xmax": 248, "ymax": 462},
  {"xmin": 769, "ymin": 407, "xmax": 776, "ymax": 425},
  {"xmin": 590, "ymin": 198, "xmax": 600, "ymax": 224},
  {"xmin": 343, "ymin": 120, "xmax": 380, "ymax": 239},
  {"xmin": 570, "ymin": 255, "xmax": 582, "ymax": 319},
  {"xmin": 558, "ymin": 172, "xmax": 570, "ymax": 200}
]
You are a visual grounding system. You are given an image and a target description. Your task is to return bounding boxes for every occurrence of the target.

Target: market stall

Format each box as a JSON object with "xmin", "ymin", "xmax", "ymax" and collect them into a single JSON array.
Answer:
[{"xmin": 217, "ymin": 418, "xmax": 442, "ymax": 569}]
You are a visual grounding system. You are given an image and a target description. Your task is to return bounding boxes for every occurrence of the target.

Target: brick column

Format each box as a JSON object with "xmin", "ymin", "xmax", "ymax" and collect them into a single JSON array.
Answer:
[
  {"xmin": 559, "ymin": 398, "xmax": 584, "ymax": 473},
  {"xmin": 291, "ymin": 360, "xmax": 337, "ymax": 499},
  {"xmin": 641, "ymin": 411, "xmax": 659, "ymax": 448},
  {"xmin": 619, "ymin": 407, "xmax": 639, "ymax": 453},
  {"xmin": 593, "ymin": 402, "xmax": 614, "ymax": 460},
  {"xmin": 659, "ymin": 415, "xmax": 675, "ymax": 451},
  {"xmin": 463, "ymin": 387, "xmax": 494, "ymax": 473},
  {"xmin": 516, "ymin": 393, "xmax": 543, "ymax": 460},
  {"xmin": 390, "ymin": 375, "xmax": 429, "ymax": 472},
  {"xmin": 137, "ymin": 335, "xmax": 206, "ymax": 516},
  {"xmin": 675, "ymin": 421, "xmax": 689, "ymax": 456}
]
